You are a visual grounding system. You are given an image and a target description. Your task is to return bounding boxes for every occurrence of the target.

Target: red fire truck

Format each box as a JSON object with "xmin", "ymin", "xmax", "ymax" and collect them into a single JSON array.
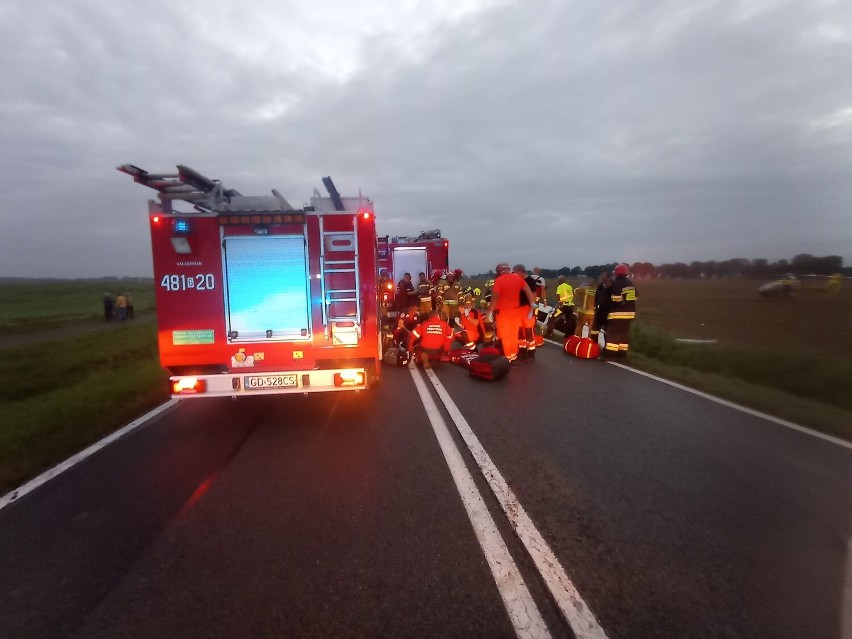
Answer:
[
  {"xmin": 119, "ymin": 164, "xmax": 382, "ymax": 398},
  {"xmin": 377, "ymin": 230, "xmax": 450, "ymax": 311}
]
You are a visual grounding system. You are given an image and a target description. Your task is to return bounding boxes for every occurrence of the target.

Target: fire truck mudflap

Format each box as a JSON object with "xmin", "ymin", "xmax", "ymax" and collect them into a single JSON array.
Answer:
[{"xmin": 119, "ymin": 164, "xmax": 381, "ymax": 398}]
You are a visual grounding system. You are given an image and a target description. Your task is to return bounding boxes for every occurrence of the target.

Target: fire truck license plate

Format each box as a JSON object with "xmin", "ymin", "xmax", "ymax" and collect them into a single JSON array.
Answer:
[{"xmin": 245, "ymin": 375, "xmax": 298, "ymax": 390}]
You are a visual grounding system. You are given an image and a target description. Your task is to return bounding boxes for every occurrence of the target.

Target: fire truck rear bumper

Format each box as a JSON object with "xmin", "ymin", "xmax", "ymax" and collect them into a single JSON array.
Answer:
[{"xmin": 169, "ymin": 368, "xmax": 369, "ymax": 398}]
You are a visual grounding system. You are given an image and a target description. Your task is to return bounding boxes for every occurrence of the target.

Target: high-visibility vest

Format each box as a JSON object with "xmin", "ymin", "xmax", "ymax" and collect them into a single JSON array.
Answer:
[{"xmin": 556, "ymin": 282, "xmax": 574, "ymax": 306}]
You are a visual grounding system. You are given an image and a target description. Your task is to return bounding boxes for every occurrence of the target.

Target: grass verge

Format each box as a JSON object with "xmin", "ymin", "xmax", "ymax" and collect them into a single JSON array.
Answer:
[
  {"xmin": 630, "ymin": 322, "xmax": 852, "ymax": 411},
  {"xmin": 0, "ymin": 323, "xmax": 168, "ymax": 495}
]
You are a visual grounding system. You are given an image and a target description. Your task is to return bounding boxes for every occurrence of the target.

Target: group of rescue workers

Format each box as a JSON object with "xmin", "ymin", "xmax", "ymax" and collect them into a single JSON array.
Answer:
[{"xmin": 381, "ymin": 262, "xmax": 637, "ymax": 367}]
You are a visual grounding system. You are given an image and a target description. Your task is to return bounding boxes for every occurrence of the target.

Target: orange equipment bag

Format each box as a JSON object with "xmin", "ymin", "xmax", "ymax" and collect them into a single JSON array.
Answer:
[{"xmin": 563, "ymin": 335, "xmax": 600, "ymax": 360}]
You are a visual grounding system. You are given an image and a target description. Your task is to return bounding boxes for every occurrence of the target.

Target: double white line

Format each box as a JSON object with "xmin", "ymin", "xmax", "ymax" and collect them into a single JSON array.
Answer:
[{"xmin": 409, "ymin": 366, "xmax": 607, "ymax": 639}]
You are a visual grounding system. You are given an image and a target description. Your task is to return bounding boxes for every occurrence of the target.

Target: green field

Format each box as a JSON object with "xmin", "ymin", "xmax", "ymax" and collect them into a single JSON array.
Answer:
[
  {"xmin": 0, "ymin": 277, "xmax": 849, "ymax": 495},
  {"xmin": 0, "ymin": 321, "xmax": 167, "ymax": 493},
  {"xmin": 0, "ymin": 279, "xmax": 156, "ymax": 332}
]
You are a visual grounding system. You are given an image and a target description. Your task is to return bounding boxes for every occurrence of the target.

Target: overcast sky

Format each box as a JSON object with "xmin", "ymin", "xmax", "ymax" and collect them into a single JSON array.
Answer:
[{"xmin": 1, "ymin": 0, "xmax": 850, "ymax": 278}]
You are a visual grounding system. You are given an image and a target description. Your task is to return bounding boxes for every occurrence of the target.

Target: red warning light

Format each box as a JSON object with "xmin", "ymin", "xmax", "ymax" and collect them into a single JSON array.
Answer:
[
  {"xmin": 152, "ymin": 215, "xmax": 161, "ymax": 223},
  {"xmin": 359, "ymin": 210, "xmax": 371, "ymax": 220}
]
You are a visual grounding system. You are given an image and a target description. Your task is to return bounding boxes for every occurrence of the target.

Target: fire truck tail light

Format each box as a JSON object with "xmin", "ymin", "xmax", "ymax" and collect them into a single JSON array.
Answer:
[
  {"xmin": 334, "ymin": 371, "xmax": 365, "ymax": 387},
  {"xmin": 386, "ymin": 283, "xmax": 393, "ymax": 291},
  {"xmin": 172, "ymin": 377, "xmax": 207, "ymax": 394},
  {"xmin": 152, "ymin": 216, "xmax": 161, "ymax": 224}
]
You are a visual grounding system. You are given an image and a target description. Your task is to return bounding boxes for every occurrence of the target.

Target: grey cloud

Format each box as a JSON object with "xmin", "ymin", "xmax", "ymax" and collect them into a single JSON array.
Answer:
[{"xmin": 0, "ymin": 0, "xmax": 850, "ymax": 277}]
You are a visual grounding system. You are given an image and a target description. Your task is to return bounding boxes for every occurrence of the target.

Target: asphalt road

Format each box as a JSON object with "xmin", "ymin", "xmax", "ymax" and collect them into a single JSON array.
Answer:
[{"xmin": 1, "ymin": 344, "xmax": 850, "ymax": 638}]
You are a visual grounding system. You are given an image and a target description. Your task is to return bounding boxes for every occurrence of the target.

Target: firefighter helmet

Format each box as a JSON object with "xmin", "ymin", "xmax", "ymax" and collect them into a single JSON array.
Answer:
[{"xmin": 614, "ymin": 263, "xmax": 629, "ymax": 277}]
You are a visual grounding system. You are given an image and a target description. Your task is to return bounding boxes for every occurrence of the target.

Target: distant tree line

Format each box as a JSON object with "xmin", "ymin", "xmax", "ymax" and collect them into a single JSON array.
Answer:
[{"xmin": 471, "ymin": 254, "xmax": 848, "ymax": 280}]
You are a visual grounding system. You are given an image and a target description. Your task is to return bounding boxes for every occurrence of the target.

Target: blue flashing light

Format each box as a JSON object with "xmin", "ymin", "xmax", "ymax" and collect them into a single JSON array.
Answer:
[{"xmin": 173, "ymin": 218, "xmax": 191, "ymax": 234}]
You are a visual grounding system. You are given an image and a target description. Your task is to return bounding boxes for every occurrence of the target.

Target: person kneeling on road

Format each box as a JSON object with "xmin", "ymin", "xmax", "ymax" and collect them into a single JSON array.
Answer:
[
  {"xmin": 411, "ymin": 308, "xmax": 453, "ymax": 368},
  {"xmin": 455, "ymin": 294, "xmax": 485, "ymax": 348},
  {"xmin": 393, "ymin": 304, "xmax": 421, "ymax": 355}
]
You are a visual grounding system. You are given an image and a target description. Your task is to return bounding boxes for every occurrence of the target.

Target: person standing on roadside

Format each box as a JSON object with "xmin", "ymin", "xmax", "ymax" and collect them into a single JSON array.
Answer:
[
  {"xmin": 114, "ymin": 292, "xmax": 127, "ymax": 321},
  {"xmin": 589, "ymin": 271, "xmax": 613, "ymax": 346},
  {"xmin": 396, "ymin": 272, "xmax": 415, "ymax": 312},
  {"xmin": 515, "ymin": 264, "xmax": 538, "ymax": 360},
  {"xmin": 530, "ymin": 267, "xmax": 547, "ymax": 305},
  {"xmin": 488, "ymin": 263, "xmax": 535, "ymax": 363},
  {"xmin": 416, "ymin": 272, "xmax": 433, "ymax": 316},
  {"xmin": 437, "ymin": 271, "xmax": 462, "ymax": 324},
  {"xmin": 555, "ymin": 275, "xmax": 577, "ymax": 336},
  {"xmin": 125, "ymin": 292, "xmax": 134, "ymax": 319},
  {"xmin": 103, "ymin": 292, "xmax": 115, "ymax": 322},
  {"xmin": 603, "ymin": 264, "xmax": 637, "ymax": 358}
]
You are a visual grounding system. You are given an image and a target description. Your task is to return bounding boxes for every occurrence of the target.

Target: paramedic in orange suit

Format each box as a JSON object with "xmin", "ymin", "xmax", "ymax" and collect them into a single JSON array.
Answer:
[
  {"xmin": 487, "ymin": 263, "xmax": 535, "ymax": 362},
  {"xmin": 411, "ymin": 308, "xmax": 454, "ymax": 367}
]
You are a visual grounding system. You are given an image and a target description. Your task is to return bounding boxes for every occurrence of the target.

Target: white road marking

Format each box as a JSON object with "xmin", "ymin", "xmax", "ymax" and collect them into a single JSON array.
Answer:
[
  {"xmin": 542, "ymin": 337, "xmax": 852, "ymax": 450},
  {"xmin": 408, "ymin": 367, "xmax": 551, "ymax": 639},
  {"xmin": 606, "ymin": 362, "xmax": 852, "ymax": 451},
  {"xmin": 843, "ymin": 538, "xmax": 852, "ymax": 639},
  {"xmin": 0, "ymin": 399, "xmax": 180, "ymax": 512},
  {"xmin": 423, "ymin": 368, "xmax": 609, "ymax": 639}
]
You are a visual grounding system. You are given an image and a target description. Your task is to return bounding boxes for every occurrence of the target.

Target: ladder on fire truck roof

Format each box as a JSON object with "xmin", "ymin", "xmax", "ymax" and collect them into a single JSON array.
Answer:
[
  {"xmin": 117, "ymin": 164, "xmax": 244, "ymax": 212},
  {"xmin": 117, "ymin": 164, "xmax": 297, "ymax": 214}
]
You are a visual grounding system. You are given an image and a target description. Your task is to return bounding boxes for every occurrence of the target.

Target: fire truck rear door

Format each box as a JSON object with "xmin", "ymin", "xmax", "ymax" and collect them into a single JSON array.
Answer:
[
  {"xmin": 222, "ymin": 235, "xmax": 310, "ymax": 341},
  {"xmin": 392, "ymin": 246, "xmax": 427, "ymax": 284}
]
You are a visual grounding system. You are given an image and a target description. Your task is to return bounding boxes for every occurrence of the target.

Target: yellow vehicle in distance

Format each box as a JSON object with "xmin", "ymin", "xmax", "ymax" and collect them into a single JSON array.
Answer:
[{"xmin": 758, "ymin": 273, "xmax": 842, "ymax": 298}]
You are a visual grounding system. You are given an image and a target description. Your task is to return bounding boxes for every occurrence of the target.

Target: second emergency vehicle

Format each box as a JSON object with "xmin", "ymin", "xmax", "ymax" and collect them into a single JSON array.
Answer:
[
  {"xmin": 377, "ymin": 230, "xmax": 450, "ymax": 311},
  {"xmin": 378, "ymin": 229, "xmax": 450, "ymax": 282}
]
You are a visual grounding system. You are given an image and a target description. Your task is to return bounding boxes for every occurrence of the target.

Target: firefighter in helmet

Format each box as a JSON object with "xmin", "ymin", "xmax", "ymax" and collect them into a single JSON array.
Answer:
[
  {"xmin": 603, "ymin": 264, "xmax": 637, "ymax": 358},
  {"xmin": 416, "ymin": 272, "xmax": 433, "ymax": 316},
  {"xmin": 437, "ymin": 271, "xmax": 462, "ymax": 325}
]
